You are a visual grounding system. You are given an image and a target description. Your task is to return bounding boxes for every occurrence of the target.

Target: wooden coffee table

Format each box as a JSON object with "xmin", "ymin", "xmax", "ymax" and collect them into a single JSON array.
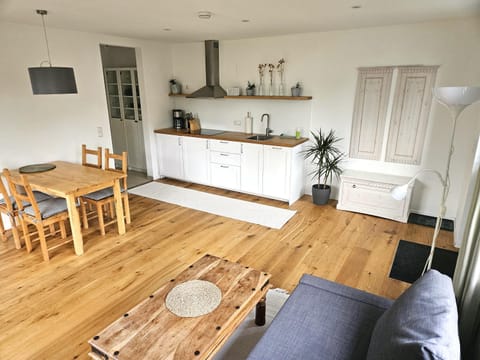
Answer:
[{"xmin": 88, "ymin": 254, "xmax": 271, "ymax": 359}]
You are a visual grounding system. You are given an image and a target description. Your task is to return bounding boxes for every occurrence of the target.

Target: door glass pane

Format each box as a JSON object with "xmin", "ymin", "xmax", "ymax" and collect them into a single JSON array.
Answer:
[
  {"xmin": 122, "ymin": 85, "xmax": 133, "ymax": 96},
  {"xmin": 120, "ymin": 70, "xmax": 132, "ymax": 84},
  {"xmin": 138, "ymin": 109, "xmax": 142, "ymax": 120},
  {"xmin": 106, "ymin": 71, "xmax": 117, "ymax": 84},
  {"xmin": 111, "ymin": 107, "xmax": 121, "ymax": 118},
  {"xmin": 124, "ymin": 109, "xmax": 135, "ymax": 120},
  {"xmin": 134, "ymin": 70, "xmax": 138, "ymax": 84},
  {"xmin": 109, "ymin": 95, "xmax": 120, "ymax": 107},
  {"xmin": 123, "ymin": 96, "xmax": 134, "ymax": 109},
  {"xmin": 108, "ymin": 84, "xmax": 118, "ymax": 95}
]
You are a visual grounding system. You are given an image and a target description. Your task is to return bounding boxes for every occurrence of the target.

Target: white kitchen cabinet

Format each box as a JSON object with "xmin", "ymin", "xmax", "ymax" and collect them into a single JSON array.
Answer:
[
  {"xmin": 262, "ymin": 146, "xmax": 291, "ymax": 200},
  {"xmin": 156, "ymin": 133, "xmax": 306, "ymax": 205},
  {"xmin": 182, "ymin": 137, "xmax": 210, "ymax": 185},
  {"xmin": 210, "ymin": 163, "xmax": 241, "ymax": 189},
  {"xmin": 241, "ymin": 143, "xmax": 263, "ymax": 194},
  {"xmin": 209, "ymin": 139, "xmax": 241, "ymax": 190},
  {"xmin": 337, "ymin": 170, "xmax": 413, "ymax": 223},
  {"xmin": 156, "ymin": 134, "xmax": 183, "ymax": 179}
]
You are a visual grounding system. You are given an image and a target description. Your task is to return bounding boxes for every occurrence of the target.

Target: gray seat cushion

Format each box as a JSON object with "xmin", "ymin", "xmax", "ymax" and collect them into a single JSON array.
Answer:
[
  {"xmin": 23, "ymin": 197, "xmax": 69, "ymax": 219},
  {"xmin": 366, "ymin": 269, "xmax": 460, "ymax": 360},
  {"xmin": 0, "ymin": 191, "xmax": 51, "ymax": 210},
  {"xmin": 83, "ymin": 186, "xmax": 125, "ymax": 201},
  {"xmin": 247, "ymin": 274, "xmax": 393, "ymax": 360}
]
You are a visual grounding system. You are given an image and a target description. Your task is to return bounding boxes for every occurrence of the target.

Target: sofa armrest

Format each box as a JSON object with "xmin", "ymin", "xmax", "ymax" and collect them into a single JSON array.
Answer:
[{"xmin": 247, "ymin": 274, "xmax": 393, "ymax": 360}]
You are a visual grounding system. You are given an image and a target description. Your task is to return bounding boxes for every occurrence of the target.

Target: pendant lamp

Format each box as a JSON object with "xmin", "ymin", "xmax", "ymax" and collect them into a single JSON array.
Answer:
[{"xmin": 28, "ymin": 9, "xmax": 77, "ymax": 95}]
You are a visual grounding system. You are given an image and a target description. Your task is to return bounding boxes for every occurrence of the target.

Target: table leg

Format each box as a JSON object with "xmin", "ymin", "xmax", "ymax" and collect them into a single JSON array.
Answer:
[
  {"xmin": 113, "ymin": 179, "xmax": 126, "ymax": 235},
  {"xmin": 66, "ymin": 194, "xmax": 83, "ymax": 255},
  {"xmin": 255, "ymin": 297, "xmax": 267, "ymax": 326}
]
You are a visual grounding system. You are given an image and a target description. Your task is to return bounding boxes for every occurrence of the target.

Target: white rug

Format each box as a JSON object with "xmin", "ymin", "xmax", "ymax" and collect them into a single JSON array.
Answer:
[
  {"xmin": 213, "ymin": 288, "xmax": 289, "ymax": 360},
  {"xmin": 129, "ymin": 182, "xmax": 296, "ymax": 229}
]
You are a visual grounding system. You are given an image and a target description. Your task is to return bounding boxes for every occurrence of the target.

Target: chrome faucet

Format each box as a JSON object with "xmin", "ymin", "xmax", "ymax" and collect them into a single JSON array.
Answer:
[{"xmin": 261, "ymin": 113, "xmax": 273, "ymax": 137}]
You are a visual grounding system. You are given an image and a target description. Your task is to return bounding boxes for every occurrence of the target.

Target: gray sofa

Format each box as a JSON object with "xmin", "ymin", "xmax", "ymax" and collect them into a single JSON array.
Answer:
[{"xmin": 248, "ymin": 270, "xmax": 460, "ymax": 360}]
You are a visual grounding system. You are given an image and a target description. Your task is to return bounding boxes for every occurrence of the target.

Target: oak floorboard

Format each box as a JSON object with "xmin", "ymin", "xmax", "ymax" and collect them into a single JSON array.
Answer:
[{"xmin": 0, "ymin": 179, "xmax": 455, "ymax": 359}]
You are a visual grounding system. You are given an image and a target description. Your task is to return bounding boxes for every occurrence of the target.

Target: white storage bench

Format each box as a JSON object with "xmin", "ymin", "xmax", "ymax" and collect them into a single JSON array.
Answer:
[{"xmin": 337, "ymin": 170, "xmax": 413, "ymax": 223}]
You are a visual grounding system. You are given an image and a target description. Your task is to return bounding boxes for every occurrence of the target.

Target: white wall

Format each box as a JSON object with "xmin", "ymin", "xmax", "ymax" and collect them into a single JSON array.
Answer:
[
  {"xmin": 0, "ymin": 21, "xmax": 172, "ymax": 178},
  {"xmin": 170, "ymin": 17, "xmax": 480, "ymax": 219}
]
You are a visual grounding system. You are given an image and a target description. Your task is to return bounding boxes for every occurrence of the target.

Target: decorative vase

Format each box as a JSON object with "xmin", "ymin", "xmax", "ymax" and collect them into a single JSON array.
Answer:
[
  {"xmin": 258, "ymin": 78, "xmax": 265, "ymax": 96},
  {"xmin": 246, "ymin": 88, "xmax": 255, "ymax": 96},
  {"xmin": 278, "ymin": 83, "xmax": 285, "ymax": 96}
]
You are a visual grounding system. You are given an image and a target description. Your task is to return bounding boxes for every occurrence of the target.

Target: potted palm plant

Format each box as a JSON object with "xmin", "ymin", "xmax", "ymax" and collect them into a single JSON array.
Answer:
[{"xmin": 303, "ymin": 129, "xmax": 345, "ymax": 205}]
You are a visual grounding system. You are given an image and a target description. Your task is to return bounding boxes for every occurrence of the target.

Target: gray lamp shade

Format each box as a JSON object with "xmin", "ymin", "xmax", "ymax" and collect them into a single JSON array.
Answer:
[{"xmin": 28, "ymin": 67, "xmax": 78, "ymax": 94}]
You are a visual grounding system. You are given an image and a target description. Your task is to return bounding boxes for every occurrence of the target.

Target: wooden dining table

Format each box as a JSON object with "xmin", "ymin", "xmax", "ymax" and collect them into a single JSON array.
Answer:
[{"xmin": 12, "ymin": 161, "xmax": 126, "ymax": 256}]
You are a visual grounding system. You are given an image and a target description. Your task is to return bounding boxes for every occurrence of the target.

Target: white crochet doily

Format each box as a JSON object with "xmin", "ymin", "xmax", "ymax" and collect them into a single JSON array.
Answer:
[{"xmin": 165, "ymin": 280, "xmax": 222, "ymax": 317}]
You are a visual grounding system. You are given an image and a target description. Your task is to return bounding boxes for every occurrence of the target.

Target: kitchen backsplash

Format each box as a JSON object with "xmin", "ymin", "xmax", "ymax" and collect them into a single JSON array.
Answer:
[{"xmin": 172, "ymin": 97, "xmax": 311, "ymax": 137}]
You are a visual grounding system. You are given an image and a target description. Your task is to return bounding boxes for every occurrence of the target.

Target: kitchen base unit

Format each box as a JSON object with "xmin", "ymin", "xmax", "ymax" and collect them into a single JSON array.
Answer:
[
  {"xmin": 155, "ymin": 132, "xmax": 306, "ymax": 205},
  {"xmin": 336, "ymin": 170, "xmax": 413, "ymax": 223}
]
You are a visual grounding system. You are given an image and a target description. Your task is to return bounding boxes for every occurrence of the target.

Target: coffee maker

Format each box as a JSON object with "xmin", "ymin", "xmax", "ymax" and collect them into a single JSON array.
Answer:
[{"xmin": 172, "ymin": 109, "xmax": 185, "ymax": 129}]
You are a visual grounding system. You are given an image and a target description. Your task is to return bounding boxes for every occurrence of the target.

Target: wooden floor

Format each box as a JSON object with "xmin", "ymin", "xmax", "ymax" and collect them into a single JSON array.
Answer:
[{"xmin": 0, "ymin": 179, "xmax": 455, "ymax": 359}]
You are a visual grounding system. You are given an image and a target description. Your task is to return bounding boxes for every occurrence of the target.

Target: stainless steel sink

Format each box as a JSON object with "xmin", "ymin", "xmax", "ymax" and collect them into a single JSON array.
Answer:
[{"xmin": 247, "ymin": 135, "xmax": 273, "ymax": 141}]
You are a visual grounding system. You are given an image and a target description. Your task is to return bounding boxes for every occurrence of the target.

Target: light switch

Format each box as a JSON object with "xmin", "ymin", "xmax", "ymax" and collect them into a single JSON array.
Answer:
[{"xmin": 97, "ymin": 126, "xmax": 103, "ymax": 137}]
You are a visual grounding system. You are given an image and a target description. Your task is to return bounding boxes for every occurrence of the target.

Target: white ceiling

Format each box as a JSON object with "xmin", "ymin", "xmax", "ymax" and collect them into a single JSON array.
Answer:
[{"xmin": 1, "ymin": 0, "xmax": 479, "ymax": 42}]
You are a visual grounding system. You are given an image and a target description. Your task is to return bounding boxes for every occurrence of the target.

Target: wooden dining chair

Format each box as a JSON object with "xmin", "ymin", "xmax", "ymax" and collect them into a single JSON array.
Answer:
[
  {"xmin": 81, "ymin": 149, "xmax": 131, "ymax": 235},
  {"xmin": 3, "ymin": 169, "xmax": 70, "ymax": 262},
  {"xmin": 0, "ymin": 176, "xmax": 22, "ymax": 249},
  {"xmin": 82, "ymin": 144, "xmax": 102, "ymax": 169}
]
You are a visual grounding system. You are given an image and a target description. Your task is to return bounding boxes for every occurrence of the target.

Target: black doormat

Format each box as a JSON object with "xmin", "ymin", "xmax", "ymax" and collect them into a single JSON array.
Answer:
[
  {"xmin": 408, "ymin": 213, "xmax": 454, "ymax": 232},
  {"xmin": 389, "ymin": 240, "xmax": 458, "ymax": 284}
]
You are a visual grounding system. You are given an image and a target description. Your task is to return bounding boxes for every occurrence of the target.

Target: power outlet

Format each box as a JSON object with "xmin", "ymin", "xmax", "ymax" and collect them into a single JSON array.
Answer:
[
  {"xmin": 233, "ymin": 120, "xmax": 241, "ymax": 126},
  {"xmin": 97, "ymin": 126, "xmax": 103, "ymax": 137}
]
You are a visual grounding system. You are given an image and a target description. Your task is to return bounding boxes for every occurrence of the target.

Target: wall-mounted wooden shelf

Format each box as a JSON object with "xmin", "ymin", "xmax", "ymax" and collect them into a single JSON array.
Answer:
[
  {"xmin": 168, "ymin": 94, "xmax": 312, "ymax": 100},
  {"xmin": 224, "ymin": 95, "xmax": 312, "ymax": 100}
]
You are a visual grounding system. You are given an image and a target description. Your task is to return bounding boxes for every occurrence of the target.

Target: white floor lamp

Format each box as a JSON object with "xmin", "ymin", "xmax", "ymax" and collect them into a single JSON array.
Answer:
[{"xmin": 391, "ymin": 86, "xmax": 480, "ymax": 274}]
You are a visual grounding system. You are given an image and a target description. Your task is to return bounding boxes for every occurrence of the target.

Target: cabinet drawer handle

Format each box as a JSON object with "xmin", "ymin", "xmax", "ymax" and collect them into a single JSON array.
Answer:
[
  {"xmin": 220, "ymin": 153, "xmax": 229, "ymax": 156},
  {"xmin": 352, "ymin": 184, "xmax": 356, "ymax": 188},
  {"xmin": 220, "ymin": 141, "xmax": 229, "ymax": 144},
  {"xmin": 220, "ymin": 165, "xmax": 229, "ymax": 168},
  {"xmin": 272, "ymin": 147, "xmax": 282, "ymax": 150}
]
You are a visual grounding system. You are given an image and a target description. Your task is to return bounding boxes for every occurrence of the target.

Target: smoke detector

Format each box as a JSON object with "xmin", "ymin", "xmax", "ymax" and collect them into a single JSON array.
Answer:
[{"xmin": 197, "ymin": 11, "xmax": 213, "ymax": 20}]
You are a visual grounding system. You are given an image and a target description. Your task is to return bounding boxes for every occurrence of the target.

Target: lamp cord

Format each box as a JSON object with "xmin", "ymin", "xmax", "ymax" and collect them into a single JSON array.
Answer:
[
  {"xmin": 423, "ymin": 113, "xmax": 458, "ymax": 274},
  {"xmin": 40, "ymin": 13, "xmax": 52, "ymax": 67}
]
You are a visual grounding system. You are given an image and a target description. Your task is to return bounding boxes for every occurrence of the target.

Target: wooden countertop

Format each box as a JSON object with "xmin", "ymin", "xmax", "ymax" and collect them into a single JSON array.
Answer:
[{"xmin": 154, "ymin": 128, "xmax": 309, "ymax": 147}]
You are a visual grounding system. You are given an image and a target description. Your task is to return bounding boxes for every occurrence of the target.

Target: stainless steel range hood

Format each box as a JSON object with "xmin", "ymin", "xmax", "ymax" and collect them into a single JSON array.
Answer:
[{"xmin": 187, "ymin": 40, "xmax": 226, "ymax": 98}]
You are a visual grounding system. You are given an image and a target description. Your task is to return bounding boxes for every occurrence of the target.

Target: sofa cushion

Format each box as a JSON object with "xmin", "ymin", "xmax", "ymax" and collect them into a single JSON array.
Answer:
[
  {"xmin": 247, "ymin": 274, "xmax": 393, "ymax": 360},
  {"xmin": 366, "ymin": 269, "xmax": 460, "ymax": 360}
]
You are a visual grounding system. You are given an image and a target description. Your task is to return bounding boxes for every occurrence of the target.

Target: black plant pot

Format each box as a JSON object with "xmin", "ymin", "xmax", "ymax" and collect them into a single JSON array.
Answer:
[{"xmin": 312, "ymin": 184, "xmax": 331, "ymax": 205}]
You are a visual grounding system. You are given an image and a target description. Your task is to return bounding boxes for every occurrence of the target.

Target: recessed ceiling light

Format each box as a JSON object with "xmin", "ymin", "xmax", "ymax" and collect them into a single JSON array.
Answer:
[
  {"xmin": 351, "ymin": 5, "xmax": 362, "ymax": 9},
  {"xmin": 241, "ymin": 19, "xmax": 250, "ymax": 23},
  {"xmin": 163, "ymin": 28, "xmax": 172, "ymax": 31},
  {"xmin": 197, "ymin": 11, "xmax": 213, "ymax": 20}
]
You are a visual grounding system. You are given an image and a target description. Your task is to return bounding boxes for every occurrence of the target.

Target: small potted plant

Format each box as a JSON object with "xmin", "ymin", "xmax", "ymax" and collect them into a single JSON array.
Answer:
[
  {"xmin": 169, "ymin": 79, "xmax": 182, "ymax": 94},
  {"xmin": 246, "ymin": 81, "xmax": 256, "ymax": 96},
  {"xmin": 291, "ymin": 82, "xmax": 302, "ymax": 97},
  {"xmin": 303, "ymin": 129, "xmax": 345, "ymax": 205}
]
